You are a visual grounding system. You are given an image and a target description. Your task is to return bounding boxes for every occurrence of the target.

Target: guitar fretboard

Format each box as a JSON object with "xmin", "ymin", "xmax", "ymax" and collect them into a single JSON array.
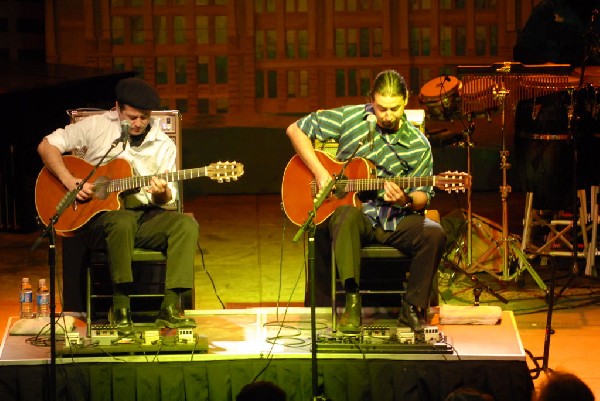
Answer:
[
  {"xmin": 342, "ymin": 176, "xmax": 436, "ymax": 192},
  {"xmin": 105, "ymin": 168, "xmax": 209, "ymax": 193}
]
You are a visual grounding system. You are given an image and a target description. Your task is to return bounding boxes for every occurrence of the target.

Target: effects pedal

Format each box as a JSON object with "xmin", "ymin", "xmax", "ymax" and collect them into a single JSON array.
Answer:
[{"xmin": 90, "ymin": 324, "xmax": 120, "ymax": 346}]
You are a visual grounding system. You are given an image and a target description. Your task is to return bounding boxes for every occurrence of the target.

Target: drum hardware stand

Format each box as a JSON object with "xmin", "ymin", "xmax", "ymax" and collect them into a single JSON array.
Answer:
[{"xmin": 478, "ymin": 80, "xmax": 548, "ymax": 291}]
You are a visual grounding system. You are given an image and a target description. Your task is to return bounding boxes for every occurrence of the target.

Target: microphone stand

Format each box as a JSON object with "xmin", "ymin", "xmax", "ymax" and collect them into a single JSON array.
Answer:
[
  {"xmin": 30, "ymin": 137, "xmax": 125, "ymax": 401},
  {"xmin": 292, "ymin": 141, "xmax": 364, "ymax": 401}
]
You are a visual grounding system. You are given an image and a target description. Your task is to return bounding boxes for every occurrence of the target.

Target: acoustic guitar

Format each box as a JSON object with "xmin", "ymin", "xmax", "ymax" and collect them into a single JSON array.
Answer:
[
  {"xmin": 35, "ymin": 155, "xmax": 244, "ymax": 236},
  {"xmin": 281, "ymin": 150, "xmax": 471, "ymax": 226}
]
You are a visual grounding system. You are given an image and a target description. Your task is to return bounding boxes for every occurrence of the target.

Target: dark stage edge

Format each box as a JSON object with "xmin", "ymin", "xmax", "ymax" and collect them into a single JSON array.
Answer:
[{"xmin": 0, "ymin": 308, "xmax": 534, "ymax": 401}]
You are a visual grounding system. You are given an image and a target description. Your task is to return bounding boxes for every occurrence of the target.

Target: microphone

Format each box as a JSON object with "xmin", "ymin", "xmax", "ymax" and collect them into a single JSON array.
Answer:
[
  {"xmin": 366, "ymin": 114, "xmax": 377, "ymax": 150},
  {"xmin": 119, "ymin": 120, "xmax": 130, "ymax": 150},
  {"xmin": 444, "ymin": 75, "xmax": 451, "ymax": 82}
]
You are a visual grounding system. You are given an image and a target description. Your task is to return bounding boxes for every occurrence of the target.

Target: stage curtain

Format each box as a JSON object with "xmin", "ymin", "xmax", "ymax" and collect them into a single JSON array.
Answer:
[{"xmin": 0, "ymin": 359, "xmax": 533, "ymax": 401}]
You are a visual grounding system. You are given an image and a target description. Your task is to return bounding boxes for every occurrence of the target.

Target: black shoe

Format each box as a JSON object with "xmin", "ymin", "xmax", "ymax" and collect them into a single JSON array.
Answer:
[
  {"xmin": 155, "ymin": 305, "xmax": 197, "ymax": 328},
  {"xmin": 338, "ymin": 292, "xmax": 362, "ymax": 334},
  {"xmin": 110, "ymin": 307, "xmax": 134, "ymax": 336},
  {"xmin": 398, "ymin": 302, "xmax": 427, "ymax": 333}
]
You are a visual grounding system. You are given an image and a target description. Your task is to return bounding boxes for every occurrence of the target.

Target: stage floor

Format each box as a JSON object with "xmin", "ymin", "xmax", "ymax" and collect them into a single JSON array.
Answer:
[{"xmin": 0, "ymin": 308, "xmax": 526, "ymax": 364}]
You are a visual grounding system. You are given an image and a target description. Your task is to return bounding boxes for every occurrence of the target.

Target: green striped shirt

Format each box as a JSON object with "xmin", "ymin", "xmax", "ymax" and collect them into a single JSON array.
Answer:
[{"xmin": 296, "ymin": 104, "xmax": 434, "ymax": 230}]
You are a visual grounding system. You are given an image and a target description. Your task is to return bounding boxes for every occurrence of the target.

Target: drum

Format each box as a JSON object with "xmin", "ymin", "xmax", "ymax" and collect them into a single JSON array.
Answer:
[
  {"xmin": 461, "ymin": 77, "xmax": 497, "ymax": 117},
  {"xmin": 514, "ymin": 90, "xmax": 574, "ymax": 210},
  {"xmin": 573, "ymin": 85, "xmax": 600, "ymax": 187},
  {"xmin": 418, "ymin": 76, "xmax": 462, "ymax": 120}
]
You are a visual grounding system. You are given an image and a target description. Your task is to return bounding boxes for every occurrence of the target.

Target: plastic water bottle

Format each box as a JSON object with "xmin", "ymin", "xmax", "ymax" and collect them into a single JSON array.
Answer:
[
  {"xmin": 36, "ymin": 278, "xmax": 50, "ymax": 318},
  {"xmin": 19, "ymin": 278, "xmax": 33, "ymax": 319}
]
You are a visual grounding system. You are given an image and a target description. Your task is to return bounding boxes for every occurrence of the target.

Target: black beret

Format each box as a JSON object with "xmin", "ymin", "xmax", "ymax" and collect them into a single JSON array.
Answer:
[{"xmin": 116, "ymin": 78, "xmax": 160, "ymax": 110}]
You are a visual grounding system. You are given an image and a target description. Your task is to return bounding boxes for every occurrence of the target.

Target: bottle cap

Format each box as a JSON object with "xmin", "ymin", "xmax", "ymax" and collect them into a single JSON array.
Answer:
[
  {"xmin": 39, "ymin": 278, "xmax": 46, "ymax": 286},
  {"xmin": 22, "ymin": 278, "xmax": 29, "ymax": 283}
]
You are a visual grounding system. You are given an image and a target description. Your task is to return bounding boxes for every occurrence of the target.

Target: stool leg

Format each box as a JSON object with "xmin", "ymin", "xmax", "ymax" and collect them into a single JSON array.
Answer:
[{"xmin": 86, "ymin": 265, "xmax": 92, "ymax": 337}]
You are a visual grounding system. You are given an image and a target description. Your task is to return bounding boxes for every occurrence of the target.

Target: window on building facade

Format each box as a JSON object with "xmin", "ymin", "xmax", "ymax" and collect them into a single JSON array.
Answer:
[
  {"xmin": 440, "ymin": 25, "xmax": 452, "ymax": 56},
  {"xmin": 285, "ymin": 0, "xmax": 308, "ymax": 12},
  {"xmin": 410, "ymin": 0, "xmax": 431, "ymax": 9},
  {"xmin": 287, "ymin": 70, "xmax": 297, "ymax": 98},
  {"xmin": 298, "ymin": 30, "xmax": 308, "ymax": 58},
  {"xmin": 215, "ymin": 16, "xmax": 227, "ymax": 44},
  {"xmin": 176, "ymin": 98, "xmax": 188, "ymax": 113},
  {"xmin": 456, "ymin": 26, "xmax": 466, "ymax": 56},
  {"xmin": 156, "ymin": 56, "xmax": 168, "ymax": 84},
  {"xmin": 114, "ymin": 57, "xmax": 125, "ymax": 71},
  {"xmin": 372, "ymin": 28, "xmax": 382, "ymax": 56},
  {"xmin": 475, "ymin": 0, "xmax": 496, "ymax": 9},
  {"xmin": 267, "ymin": 70, "xmax": 277, "ymax": 98},
  {"xmin": 475, "ymin": 25, "xmax": 486, "ymax": 56},
  {"xmin": 411, "ymin": 27, "xmax": 431, "ymax": 56},
  {"xmin": 285, "ymin": 30, "xmax": 308, "ymax": 59},
  {"xmin": 255, "ymin": 71, "xmax": 265, "ymax": 98},
  {"xmin": 197, "ymin": 98, "xmax": 209, "ymax": 113},
  {"xmin": 131, "ymin": 15, "xmax": 144, "ymax": 44},
  {"xmin": 359, "ymin": 69, "xmax": 371, "ymax": 96},
  {"xmin": 287, "ymin": 69, "xmax": 309, "ymax": 97},
  {"xmin": 255, "ymin": 31, "xmax": 265, "ymax": 59},
  {"xmin": 197, "ymin": 56, "xmax": 209, "ymax": 84},
  {"xmin": 175, "ymin": 56, "xmax": 187, "ymax": 84},
  {"xmin": 216, "ymin": 56, "xmax": 228, "ymax": 83},
  {"xmin": 196, "ymin": 16, "xmax": 209, "ymax": 44},
  {"xmin": 174, "ymin": 16, "xmax": 186, "ymax": 44},
  {"xmin": 409, "ymin": 67, "xmax": 420, "ymax": 96},
  {"xmin": 348, "ymin": 69, "xmax": 358, "ymax": 96},
  {"xmin": 441, "ymin": 0, "xmax": 465, "ymax": 8},
  {"xmin": 267, "ymin": 30, "xmax": 277, "ymax": 59},
  {"xmin": 133, "ymin": 57, "xmax": 145, "ymax": 78},
  {"xmin": 111, "ymin": 16, "xmax": 125, "ymax": 45},
  {"xmin": 359, "ymin": 28, "xmax": 369, "ymax": 57},
  {"xmin": 286, "ymin": 30, "xmax": 296, "ymax": 58},
  {"xmin": 216, "ymin": 97, "xmax": 229, "ymax": 113},
  {"xmin": 335, "ymin": 29, "xmax": 346, "ymax": 57},
  {"xmin": 154, "ymin": 16, "xmax": 167, "ymax": 45},
  {"xmin": 490, "ymin": 25, "xmax": 498, "ymax": 56},
  {"xmin": 299, "ymin": 70, "xmax": 308, "ymax": 97},
  {"xmin": 336, "ymin": 69, "xmax": 345, "ymax": 97},
  {"xmin": 255, "ymin": 0, "xmax": 264, "ymax": 13}
]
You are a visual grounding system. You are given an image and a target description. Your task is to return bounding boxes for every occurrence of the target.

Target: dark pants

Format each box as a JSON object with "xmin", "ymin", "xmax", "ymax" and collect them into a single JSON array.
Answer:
[
  {"xmin": 311, "ymin": 205, "xmax": 446, "ymax": 309},
  {"xmin": 82, "ymin": 208, "xmax": 199, "ymax": 290}
]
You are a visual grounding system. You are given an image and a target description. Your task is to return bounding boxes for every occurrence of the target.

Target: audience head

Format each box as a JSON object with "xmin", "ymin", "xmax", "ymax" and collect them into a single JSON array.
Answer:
[
  {"xmin": 236, "ymin": 381, "xmax": 287, "ymax": 401},
  {"xmin": 535, "ymin": 370, "xmax": 594, "ymax": 401},
  {"xmin": 445, "ymin": 387, "xmax": 495, "ymax": 401}
]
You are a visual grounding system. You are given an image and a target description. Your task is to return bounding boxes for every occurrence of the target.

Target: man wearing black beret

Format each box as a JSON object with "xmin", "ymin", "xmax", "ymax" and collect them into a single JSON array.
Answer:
[{"xmin": 37, "ymin": 77, "xmax": 198, "ymax": 335}]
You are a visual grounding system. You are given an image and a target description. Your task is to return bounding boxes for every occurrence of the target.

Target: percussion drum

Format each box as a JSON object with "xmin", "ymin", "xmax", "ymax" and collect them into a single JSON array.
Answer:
[
  {"xmin": 418, "ymin": 76, "xmax": 462, "ymax": 120},
  {"xmin": 573, "ymin": 85, "xmax": 600, "ymax": 187},
  {"xmin": 514, "ymin": 90, "xmax": 574, "ymax": 210},
  {"xmin": 461, "ymin": 77, "xmax": 497, "ymax": 117}
]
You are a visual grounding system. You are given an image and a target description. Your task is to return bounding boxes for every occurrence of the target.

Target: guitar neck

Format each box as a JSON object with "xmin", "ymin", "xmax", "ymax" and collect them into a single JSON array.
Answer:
[
  {"xmin": 342, "ymin": 176, "xmax": 436, "ymax": 192},
  {"xmin": 108, "ymin": 168, "xmax": 207, "ymax": 193}
]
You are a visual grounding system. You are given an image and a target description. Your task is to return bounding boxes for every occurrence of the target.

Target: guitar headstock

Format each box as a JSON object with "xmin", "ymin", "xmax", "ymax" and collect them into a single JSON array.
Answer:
[
  {"xmin": 207, "ymin": 161, "xmax": 244, "ymax": 183},
  {"xmin": 435, "ymin": 171, "xmax": 471, "ymax": 193}
]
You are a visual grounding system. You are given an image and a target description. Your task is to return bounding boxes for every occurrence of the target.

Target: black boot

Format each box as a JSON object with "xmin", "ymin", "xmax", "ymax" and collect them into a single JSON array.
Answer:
[
  {"xmin": 338, "ymin": 292, "xmax": 362, "ymax": 334},
  {"xmin": 155, "ymin": 305, "xmax": 197, "ymax": 328},
  {"xmin": 110, "ymin": 307, "xmax": 134, "ymax": 336},
  {"xmin": 398, "ymin": 301, "xmax": 427, "ymax": 333}
]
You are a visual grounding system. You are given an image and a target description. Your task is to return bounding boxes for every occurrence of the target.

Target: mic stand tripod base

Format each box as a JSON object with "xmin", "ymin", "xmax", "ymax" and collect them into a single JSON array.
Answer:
[{"xmin": 441, "ymin": 255, "xmax": 509, "ymax": 305}]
